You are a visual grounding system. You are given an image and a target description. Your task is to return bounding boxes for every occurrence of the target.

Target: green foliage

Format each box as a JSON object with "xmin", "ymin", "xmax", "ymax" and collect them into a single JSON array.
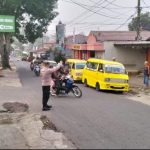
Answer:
[
  {"xmin": 54, "ymin": 49, "xmax": 66, "ymax": 63},
  {"xmin": 0, "ymin": 0, "xmax": 58, "ymax": 43},
  {"xmin": 128, "ymin": 12, "xmax": 150, "ymax": 31},
  {"xmin": 0, "ymin": 0, "xmax": 58, "ymax": 69}
]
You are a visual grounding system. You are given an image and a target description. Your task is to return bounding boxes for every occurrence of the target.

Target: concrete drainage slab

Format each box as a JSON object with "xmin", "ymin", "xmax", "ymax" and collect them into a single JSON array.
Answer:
[{"xmin": 0, "ymin": 102, "xmax": 76, "ymax": 149}]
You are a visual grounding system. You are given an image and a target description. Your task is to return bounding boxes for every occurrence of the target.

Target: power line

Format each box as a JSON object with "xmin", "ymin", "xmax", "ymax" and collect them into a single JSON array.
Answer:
[
  {"xmin": 65, "ymin": 0, "xmax": 138, "ymax": 30},
  {"xmin": 64, "ymin": 0, "xmax": 136, "ymax": 9},
  {"xmin": 142, "ymin": 0, "xmax": 147, "ymax": 6},
  {"xmin": 105, "ymin": 0, "xmax": 133, "ymax": 8},
  {"xmin": 66, "ymin": 0, "xmax": 121, "ymax": 19},
  {"xmin": 68, "ymin": 22, "xmax": 129, "ymax": 26},
  {"xmin": 65, "ymin": 0, "xmax": 107, "ymax": 25},
  {"xmin": 68, "ymin": 0, "xmax": 122, "ymax": 27},
  {"xmin": 115, "ymin": 11, "xmax": 137, "ymax": 30},
  {"xmin": 67, "ymin": 0, "xmax": 136, "ymax": 31}
]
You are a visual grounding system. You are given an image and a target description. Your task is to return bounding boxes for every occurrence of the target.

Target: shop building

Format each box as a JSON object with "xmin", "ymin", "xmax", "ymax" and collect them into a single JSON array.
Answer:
[{"xmin": 66, "ymin": 31, "xmax": 150, "ymax": 71}]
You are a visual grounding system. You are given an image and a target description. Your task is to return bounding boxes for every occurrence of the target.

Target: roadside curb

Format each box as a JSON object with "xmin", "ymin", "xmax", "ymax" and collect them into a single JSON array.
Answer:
[{"xmin": 0, "ymin": 61, "xmax": 22, "ymax": 88}]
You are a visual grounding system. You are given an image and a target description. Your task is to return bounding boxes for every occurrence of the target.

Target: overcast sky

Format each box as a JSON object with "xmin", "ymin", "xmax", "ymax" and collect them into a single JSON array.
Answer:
[{"xmin": 47, "ymin": 0, "xmax": 150, "ymax": 37}]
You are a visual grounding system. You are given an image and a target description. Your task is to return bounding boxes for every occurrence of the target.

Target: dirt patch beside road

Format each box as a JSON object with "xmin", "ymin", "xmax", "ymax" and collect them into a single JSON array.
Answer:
[
  {"xmin": 125, "ymin": 75, "xmax": 150, "ymax": 106},
  {"xmin": 3, "ymin": 102, "xmax": 29, "ymax": 113},
  {"xmin": 128, "ymin": 74, "xmax": 150, "ymax": 96},
  {"xmin": 40, "ymin": 115, "xmax": 58, "ymax": 131}
]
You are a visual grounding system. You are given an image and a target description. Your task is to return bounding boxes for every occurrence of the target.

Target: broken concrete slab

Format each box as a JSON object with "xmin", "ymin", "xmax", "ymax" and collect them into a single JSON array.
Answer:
[{"xmin": 0, "ymin": 113, "xmax": 76, "ymax": 149}]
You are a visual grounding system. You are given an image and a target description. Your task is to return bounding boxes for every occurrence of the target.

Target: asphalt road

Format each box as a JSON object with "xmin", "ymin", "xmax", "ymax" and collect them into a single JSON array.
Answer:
[{"xmin": 16, "ymin": 61, "xmax": 150, "ymax": 149}]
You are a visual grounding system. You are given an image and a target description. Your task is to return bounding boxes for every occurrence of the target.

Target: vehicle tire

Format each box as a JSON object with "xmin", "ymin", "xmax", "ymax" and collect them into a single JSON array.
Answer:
[
  {"xmin": 117, "ymin": 91, "xmax": 124, "ymax": 94},
  {"xmin": 30, "ymin": 65, "xmax": 34, "ymax": 71},
  {"xmin": 72, "ymin": 86, "xmax": 82, "ymax": 98},
  {"xmin": 84, "ymin": 79, "xmax": 88, "ymax": 87},
  {"xmin": 95, "ymin": 83, "xmax": 100, "ymax": 91},
  {"xmin": 35, "ymin": 71, "xmax": 40, "ymax": 77}
]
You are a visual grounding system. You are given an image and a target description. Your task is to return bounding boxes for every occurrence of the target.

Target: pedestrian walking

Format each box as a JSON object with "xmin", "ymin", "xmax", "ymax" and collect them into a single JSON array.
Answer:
[
  {"xmin": 40, "ymin": 60, "xmax": 63, "ymax": 111},
  {"xmin": 143, "ymin": 61, "xmax": 150, "ymax": 88}
]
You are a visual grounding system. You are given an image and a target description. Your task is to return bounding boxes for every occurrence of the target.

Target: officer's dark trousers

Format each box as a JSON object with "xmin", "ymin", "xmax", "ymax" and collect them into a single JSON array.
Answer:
[{"xmin": 42, "ymin": 86, "xmax": 50, "ymax": 108}]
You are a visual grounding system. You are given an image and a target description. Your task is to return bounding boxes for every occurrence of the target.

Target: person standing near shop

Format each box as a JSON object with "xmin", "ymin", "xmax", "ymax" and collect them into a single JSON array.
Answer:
[
  {"xmin": 144, "ymin": 61, "xmax": 150, "ymax": 88},
  {"xmin": 41, "ymin": 61, "xmax": 63, "ymax": 111}
]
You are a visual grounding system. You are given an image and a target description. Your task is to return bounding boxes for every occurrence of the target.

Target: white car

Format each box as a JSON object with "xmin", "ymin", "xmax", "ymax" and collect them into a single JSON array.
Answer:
[{"xmin": 44, "ymin": 60, "xmax": 57, "ymax": 67}]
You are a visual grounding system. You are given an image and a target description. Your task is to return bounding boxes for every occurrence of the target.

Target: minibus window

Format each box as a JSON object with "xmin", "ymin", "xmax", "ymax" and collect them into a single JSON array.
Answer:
[
  {"xmin": 98, "ymin": 64, "xmax": 104, "ymax": 72},
  {"xmin": 68, "ymin": 63, "xmax": 72, "ymax": 69},
  {"xmin": 72, "ymin": 63, "xmax": 75, "ymax": 69},
  {"xmin": 92, "ymin": 63, "xmax": 98, "ymax": 70},
  {"xmin": 87, "ymin": 62, "xmax": 92, "ymax": 69},
  {"xmin": 105, "ymin": 64, "xmax": 126, "ymax": 74},
  {"xmin": 76, "ymin": 63, "xmax": 85, "ymax": 69}
]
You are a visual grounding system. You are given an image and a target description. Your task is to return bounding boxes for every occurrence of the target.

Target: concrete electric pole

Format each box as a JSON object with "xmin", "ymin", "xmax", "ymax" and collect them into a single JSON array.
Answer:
[{"xmin": 136, "ymin": 0, "xmax": 142, "ymax": 41}]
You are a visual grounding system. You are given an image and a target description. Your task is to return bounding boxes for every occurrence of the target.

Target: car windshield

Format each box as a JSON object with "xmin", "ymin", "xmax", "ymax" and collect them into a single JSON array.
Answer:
[
  {"xmin": 104, "ymin": 64, "xmax": 126, "ymax": 74},
  {"xmin": 76, "ymin": 63, "xmax": 86, "ymax": 69},
  {"xmin": 50, "ymin": 62, "xmax": 57, "ymax": 66}
]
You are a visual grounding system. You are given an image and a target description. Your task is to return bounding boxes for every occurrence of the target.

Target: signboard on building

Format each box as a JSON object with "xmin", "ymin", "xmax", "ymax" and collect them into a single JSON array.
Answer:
[
  {"xmin": 0, "ymin": 15, "xmax": 15, "ymax": 32},
  {"xmin": 73, "ymin": 45, "xmax": 81, "ymax": 50}
]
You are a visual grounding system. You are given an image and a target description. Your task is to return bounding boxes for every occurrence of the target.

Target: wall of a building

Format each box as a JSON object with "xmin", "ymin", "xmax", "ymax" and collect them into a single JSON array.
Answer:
[
  {"xmin": 95, "ymin": 51, "xmax": 104, "ymax": 59},
  {"xmin": 87, "ymin": 34, "xmax": 97, "ymax": 44},
  {"xmin": 103, "ymin": 41, "xmax": 146, "ymax": 71},
  {"xmin": 147, "ymin": 49, "xmax": 150, "ymax": 65}
]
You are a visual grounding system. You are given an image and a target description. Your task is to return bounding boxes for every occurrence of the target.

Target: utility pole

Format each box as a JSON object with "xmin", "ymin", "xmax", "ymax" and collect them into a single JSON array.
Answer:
[
  {"xmin": 136, "ymin": 0, "xmax": 142, "ymax": 41},
  {"xmin": 73, "ymin": 27, "xmax": 75, "ymax": 44}
]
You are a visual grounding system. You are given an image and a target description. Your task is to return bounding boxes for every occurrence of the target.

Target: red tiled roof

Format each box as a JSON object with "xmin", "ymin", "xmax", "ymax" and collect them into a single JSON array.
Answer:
[
  {"xmin": 66, "ymin": 34, "xmax": 87, "ymax": 39},
  {"xmin": 89, "ymin": 31, "xmax": 150, "ymax": 42}
]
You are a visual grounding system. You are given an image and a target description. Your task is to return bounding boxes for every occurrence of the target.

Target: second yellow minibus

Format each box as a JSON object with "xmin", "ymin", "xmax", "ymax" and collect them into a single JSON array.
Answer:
[{"xmin": 66, "ymin": 59, "xmax": 86, "ymax": 81}]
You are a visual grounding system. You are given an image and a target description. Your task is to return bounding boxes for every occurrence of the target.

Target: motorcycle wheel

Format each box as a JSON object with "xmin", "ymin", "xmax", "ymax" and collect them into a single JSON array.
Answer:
[
  {"xmin": 35, "ymin": 71, "xmax": 40, "ymax": 77},
  {"xmin": 30, "ymin": 64, "xmax": 34, "ymax": 71},
  {"xmin": 72, "ymin": 86, "xmax": 82, "ymax": 98}
]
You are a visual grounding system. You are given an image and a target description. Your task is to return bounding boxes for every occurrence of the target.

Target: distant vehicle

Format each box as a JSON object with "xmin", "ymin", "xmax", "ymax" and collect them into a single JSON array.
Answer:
[
  {"xmin": 27, "ymin": 56, "xmax": 35, "ymax": 62},
  {"xmin": 17, "ymin": 57, "xmax": 21, "ymax": 61},
  {"xmin": 30, "ymin": 62, "xmax": 34, "ymax": 71},
  {"xmin": 66, "ymin": 59, "xmax": 86, "ymax": 81},
  {"xmin": 44, "ymin": 60, "xmax": 57, "ymax": 67},
  {"xmin": 22, "ymin": 56, "xmax": 27, "ymax": 61},
  {"xmin": 34, "ymin": 64, "xmax": 40, "ymax": 76},
  {"xmin": 82, "ymin": 58, "xmax": 129, "ymax": 92}
]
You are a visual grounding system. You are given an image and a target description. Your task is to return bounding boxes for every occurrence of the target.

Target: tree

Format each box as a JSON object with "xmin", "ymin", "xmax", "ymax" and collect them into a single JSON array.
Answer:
[
  {"xmin": 0, "ymin": 0, "xmax": 58, "ymax": 69},
  {"xmin": 54, "ymin": 48, "xmax": 66, "ymax": 63},
  {"xmin": 128, "ymin": 12, "xmax": 150, "ymax": 31}
]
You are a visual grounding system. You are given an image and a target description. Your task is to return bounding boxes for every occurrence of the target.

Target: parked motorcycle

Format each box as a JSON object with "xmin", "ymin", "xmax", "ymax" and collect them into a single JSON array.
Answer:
[
  {"xmin": 34, "ymin": 64, "xmax": 40, "ymax": 76},
  {"xmin": 52, "ymin": 76, "xmax": 82, "ymax": 98}
]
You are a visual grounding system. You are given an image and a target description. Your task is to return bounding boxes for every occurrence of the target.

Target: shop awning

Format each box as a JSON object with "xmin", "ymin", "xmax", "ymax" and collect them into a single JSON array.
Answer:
[
  {"xmin": 66, "ymin": 43, "xmax": 104, "ymax": 51},
  {"xmin": 114, "ymin": 41, "xmax": 150, "ymax": 48}
]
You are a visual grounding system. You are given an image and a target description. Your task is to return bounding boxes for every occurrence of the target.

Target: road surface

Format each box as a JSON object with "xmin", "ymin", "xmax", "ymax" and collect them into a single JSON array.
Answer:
[{"xmin": 15, "ymin": 61, "xmax": 150, "ymax": 149}]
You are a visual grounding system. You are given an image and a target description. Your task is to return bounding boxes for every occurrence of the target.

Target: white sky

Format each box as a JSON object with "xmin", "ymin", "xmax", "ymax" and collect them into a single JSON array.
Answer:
[{"xmin": 47, "ymin": 0, "xmax": 150, "ymax": 37}]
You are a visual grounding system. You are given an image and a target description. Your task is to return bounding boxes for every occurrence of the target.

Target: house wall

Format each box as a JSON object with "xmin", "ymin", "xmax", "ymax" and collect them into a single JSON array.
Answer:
[
  {"xmin": 103, "ymin": 41, "xmax": 146, "ymax": 70},
  {"xmin": 147, "ymin": 48, "xmax": 150, "ymax": 65},
  {"xmin": 87, "ymin": 34, "xmax": 97, "ymax": 44},
  {"xmin": 95, "ymin": 51, "xmax": 104, "ymax": 59}
]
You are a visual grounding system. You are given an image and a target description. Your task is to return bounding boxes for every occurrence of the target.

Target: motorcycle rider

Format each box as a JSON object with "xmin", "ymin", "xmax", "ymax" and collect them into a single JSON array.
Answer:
[{"xmin": 51, "ymin": 67, "xmax": 66, "ymax": 95}]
